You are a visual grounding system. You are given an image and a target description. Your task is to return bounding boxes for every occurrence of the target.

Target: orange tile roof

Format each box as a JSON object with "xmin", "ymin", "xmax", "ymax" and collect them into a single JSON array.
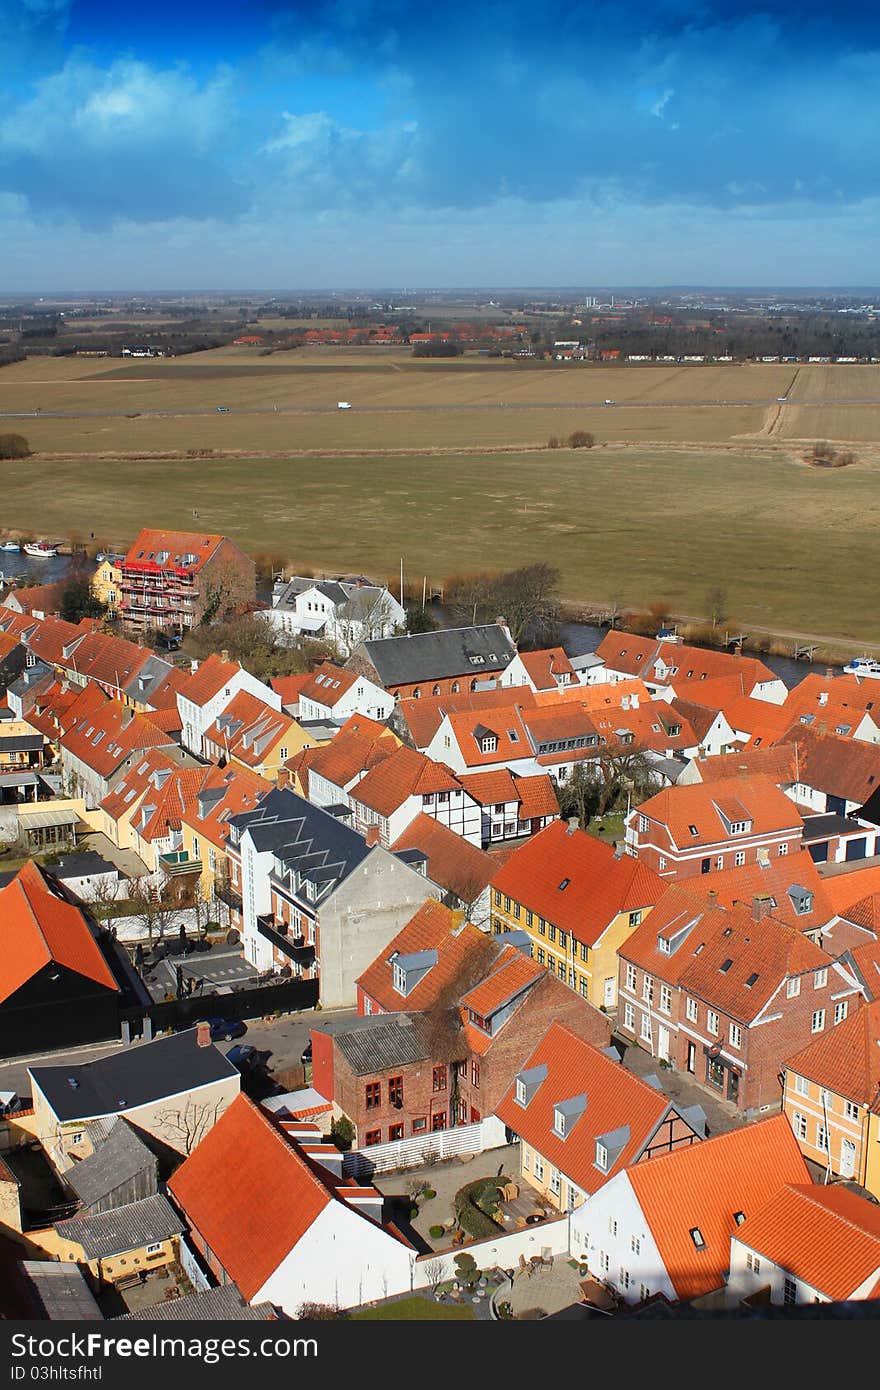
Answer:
[
  {"xmin": 595, "ymin": 633, "xmax": 779, "ymax": 692},
  {"xmin": 26, "ymin": 616, "xmax": 95, "ymax": 667},
  {"xmin": 141, "ymin": 706, "xmax": 183, "ymax": 736},
  {"xmin": 100, "ymin": 749, "xmax": 181, "ymax": 826},
  {"xmin": 723, "ymin": 694, "xmax": 794, "ymax": 744},
  {"xmin": 180, "ymin": 761, "xmax": 270, "ymax": 849},
  {"xmin": 203, "ymin": 690, "xmax": 297, "ymax": 769},
  {"xmin": 460, "ymin": 946, "xmax": 545, "ymax": 1018},
  {"xmin": 822, "ymin": 865, "xmax": 880, "ymax": 915},
  {"xmin": 143, "ymin": 665, "xmax": 189, "ymax": 712},
  {"xmin": 179, "ymin": 654, "xmax": 240, "ymax": 708},
  {"xmin": 355, "ymin": 899, "xmax": 497, "ymax": 1014},
  {"xmin": 846, "ymin": 940, "xmax": 880, "ymax": 1000},
  {"xmin": 124, "ymin": 528, "xmax": 225, "ymax": 575},
  {"xmin": 790, "ymin": 727, "xmax": 880, "ymax": 805},
  {"xmin": 351, "ymin": 745, "xmax": 461, "ymax": 816},
  {"xmin": 531, "ymin": 678, "xmax": 652, "ymax": 710},
  {"xmin": 57, "ymin": 629, "xmax": 152, "ymax": 690},
  {"xmin": 636, "ymin": 773, "xmax": 803, "ymax": 849},
  {"xmin": 626, "ymin": 1113, "xmax": 810, "ymax": 1300},
  {"xmin": 697, "ymin": 849, "xmax": 836, "ymax": 934},
  {"xmin": 270, "ymin": 673, "xmax": 311, "ymax": 706},
  {"xmin": 299, "ymin": 661, "xmax": 359, "ymax": 707},
  {"xmin": 60, "ymin": 697, "xmax": 174, "ymax": 778},
  {"xmin": 398, "ymin": 686, "xmax": 537, "ymax": 750},
  {"xmin": 784, "ymin": 998, "xmax": 880, "ymax": 1103},
  {"xmin": 491, "ymin": 820, "xmax": 665, "ymax": 943},
  {"xmin": 514, "ymin": 773, "xmax": 560, "ymax": 821},
  {"xmin": 495, "ymin": 1021, "xmax": 677, "ymax": 1194},
  {"xmin": 390, "ymin": 814, "xmax": 492, "ymax": 901},
  {"xmin": 2, "ymin": 582, "xmax": 66, "ymax": 616},
  {"xmin": 734, "ymin": 1184, "xmax": 880, "ymax": 1301},
  {"xmin": 689, "ymin": 743, "xmax": 799, "ymax": 786},
  {"xmin": 446, "ymin": 705, "xmax": 532, "ymax": 767},
  {"xmin": 167, "ymin": 1095, "xmax": 334, "ymax": 1301},
  {"xmin": 0, "ymin": 861, "xmax": 119, "ymax": 1003},
  {"xmin": 516, "ymin": 647, "xmax": 577, "ymax": 689},
  {"xmin": 669, "ymin": 673, "xmax": 749, "ymax": 709},
  {"xmin": 457, "ymin": 769, "xmax": 518, "ymax": 805}
]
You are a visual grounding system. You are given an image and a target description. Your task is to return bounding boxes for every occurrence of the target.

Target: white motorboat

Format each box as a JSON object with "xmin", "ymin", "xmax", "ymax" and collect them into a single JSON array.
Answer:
[
  {"xmin": 23, "ymin": 541, "xmax": 59, "ymax": 558},
  {"xmin": 843, "ymin": 657, "xmax": 880, "ymax": 680},
  {"xmin": 0, "ymin": 541, "xmax": 20, "ymax": 552}
]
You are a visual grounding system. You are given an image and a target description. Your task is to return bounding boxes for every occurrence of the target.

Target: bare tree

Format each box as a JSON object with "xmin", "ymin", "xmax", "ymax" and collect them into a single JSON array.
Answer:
[
  {"xmin": 129, "ymin": 875, "xmax": 182, "ymax": 943},
  {"xmin": 152, "ymin": 1095, "xmax": 229, "ymax": 1155},
  {"xmin": 423, "ymin": 1256, "xmax": 447, "ymax": 1293},
  {"xmin": 334, "ymin": 587, "xmax": 388, "ymax": 655},
  {"xmin": 706, "ymin": 585, "xmax": 728, "ymax": 631},
  {"xmin": 556, "ymin": 763, "xmax": 602, "ymax": 829}
]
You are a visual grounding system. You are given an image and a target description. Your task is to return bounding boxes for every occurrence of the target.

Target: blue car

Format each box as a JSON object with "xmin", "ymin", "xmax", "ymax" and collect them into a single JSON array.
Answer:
[{"xmin": 207, "ymin": 1017, "xmax": 246, "ymax": 1042}]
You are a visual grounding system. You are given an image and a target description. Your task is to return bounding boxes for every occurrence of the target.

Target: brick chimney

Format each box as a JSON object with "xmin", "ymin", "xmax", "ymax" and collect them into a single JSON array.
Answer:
[
  {"xmin": 752, "ymin": 895, "xmax": 773, "ymax": 922},
  {"xmin": 276, "ymin": 767, "xmax": 290, "ymax": 789},
  {"xmin": 196, "ymin": 1021, "xmax": 212, "ymax": 1048},
  {"xmin": 826, "ymin": 668, "xmax": 834, "ymax": 679},
  {"xmin": 365, "ymin": 825, "xmax": 381, "ymax": 847},
  {"xmin": 706, "ymin": 889, "xmax": 718, "ymax": 905},
  {"xmin": 220, "ymin": 648, "xmax": 230, "ymax": 662}
]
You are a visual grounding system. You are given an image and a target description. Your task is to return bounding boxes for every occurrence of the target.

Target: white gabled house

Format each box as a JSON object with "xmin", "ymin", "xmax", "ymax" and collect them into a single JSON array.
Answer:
[{"xmin": 259, "ymin": 577, "xmax": 405, "ymax": 658}]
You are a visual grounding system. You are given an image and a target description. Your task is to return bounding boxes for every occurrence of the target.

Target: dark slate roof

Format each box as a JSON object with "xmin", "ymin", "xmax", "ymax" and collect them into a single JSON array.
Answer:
[
  {"xmin": 65, "ymin": 1118, "xmax": 157, "ymax": 1211},
  {"xmin": 55, "ymin": 1194, "xmax": 184, "ymax": 1260},
  {"xmin": 122, "ymin": 653, "xmax": 176, "ymax": 706},
  {"xmin": 118, "ymin": 1284, "xmax": 275, "ymax": 1320},
  {"xmin": 361, "ymin": 624, "xmax": 517, "ymax": 685},
  {"xmin": 317, "ymin": 1012, "xmax": 433, "ymax": 1074},
  {"xmin": 30, "ymin": 1029, "xmax": 239, "ymax": 1123},
  {"xmin": 0, "ymin": 734, "xmax": 43, "ymax": 753},
  {"xmin": 231, "ymin": 786, "xmax": 371, "ymax": 902},
  {"xmin": 6, "ymin": 659, "xmax": 53, "ymax": 699},
  {"xmin": 18, "ymin": 1261, "xmax": 103, "ymax": 1320},
  {"xmin": 50, "ymin": 850, "xmax": 118, "ymax": 881},
  {"xmin": 801, "ymin": 812, "xmax": 858, "ymax": 840}
]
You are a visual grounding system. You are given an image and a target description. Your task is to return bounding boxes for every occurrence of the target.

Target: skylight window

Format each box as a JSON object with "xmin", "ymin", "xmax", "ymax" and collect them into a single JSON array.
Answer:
[
  {"xmin": 690, "ymin": 1227, "xmax": 706, "ymax": 1250},
  {"xmin": 559, "ymin": 878, "xmax": 571, "ymax": 890},
  {"xmin": 689, "ymin": 824, "xmax": 699, "ymax": 836},
  {"xmin": 745, "ymin": 972, "xmax": 759, "ymax": 988},
  {"xmin": 720, "ymin": 958, "xmax": 733, "ymax": 973},
  {"xmin": 733, "ymin": 1211, "xmax": 746, "ymax": 1226}
]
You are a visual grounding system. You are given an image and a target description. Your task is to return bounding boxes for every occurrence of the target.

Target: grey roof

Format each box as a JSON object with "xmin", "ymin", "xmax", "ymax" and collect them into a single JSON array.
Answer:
[
  {"xmin": 801, "ymin": 813, "xmax": 856, "ymax": 840},
  {"xmin": 117, "ymin": 1284, "xmax": 275, "ymax": 1321},
  {"xmin": 30, "ymin": 1028, "xmax": 239, "ymax": 1123},
  {"xmin": 232, "ymin": 786, "xmax": 371, "ymax": 903},
  {"xmin": 55, "ymin": 1193, "xmax": 184, "ymax": 1260},
  {"xmin": 122, "ymin": 653, "xmax": 175, "ymax": 705},
  {"xmin": 597, "ymin": 1124, "xmax": 631, "ymax": 1170},
  {"xmin": 555, "ymin": 1093, "xmax": 588, "ymax": 1129},
  {"xmin": 318, "ymin": 1012, "xmax": 433, "ymax": 1074},
  {"xmin": 361, "ymin": 624, "xmax": 517, "ymax": 685},
  {"xmin": 516, "ymin": 1063, "xmax": 548, "ymax": 1106},
  {"xmin": 19, "ymin": 1261, "xmax": 103, "ymax": 1321},
  {"xmin": 570, "ymin": 652, "xmax": 604, "ymax": 670},
  {"xmin": 6, "ymin": 659, "xmax": 53, "ymax": 699},
  {"xmin": 65, "ymin": 1118, "xmax": 157, "ymax": 1211},
  {"xmin": 50, "ymin": 850, "xmax": 118, "ymax": 881},
  {"xmin": 677, "ymin": 1103, "xmax": 708, "ymax": 1138},
  {"xmin": 0, "ymin": 734, "xmax": 43, "ymax": 753},
  {"xmin": 0, "ymin": 771, "xmax": 38, "ymax": 788}
]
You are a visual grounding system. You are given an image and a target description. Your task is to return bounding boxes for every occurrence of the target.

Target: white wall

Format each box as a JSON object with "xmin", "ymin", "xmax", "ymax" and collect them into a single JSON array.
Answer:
[
  {"xmin": 255, "ymin": 1198, "xmax": 416, "ymax": 1313},
  {"xmin": 569, "ymin": 1172, "xmax": 677, "ymax": 1305}
]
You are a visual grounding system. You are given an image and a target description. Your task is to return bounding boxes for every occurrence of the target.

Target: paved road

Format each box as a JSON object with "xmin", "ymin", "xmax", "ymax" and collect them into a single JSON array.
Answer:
[
  {"xmin": 0, "ymin": 1005, "xmax": 358, "ymax": 1101},
  {"xmin": 4, "ymin": 397, "xmax": 880, "ymax": 421}
]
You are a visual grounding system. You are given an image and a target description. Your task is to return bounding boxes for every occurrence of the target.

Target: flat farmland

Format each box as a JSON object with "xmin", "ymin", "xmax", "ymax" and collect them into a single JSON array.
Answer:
[{"xmin": 5, "ymin": 446, "xmax": 880, "ymax": 643}]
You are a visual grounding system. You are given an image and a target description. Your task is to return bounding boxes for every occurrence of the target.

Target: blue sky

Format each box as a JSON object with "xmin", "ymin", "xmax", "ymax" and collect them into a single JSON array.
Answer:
[{"xmin": 1, "ymin": 0, "xmax": 878, "ymax": 289}]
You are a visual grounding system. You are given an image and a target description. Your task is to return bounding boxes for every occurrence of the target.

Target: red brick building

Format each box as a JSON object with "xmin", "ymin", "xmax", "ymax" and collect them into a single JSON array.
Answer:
[
  {"xmin": 617, "ymin": 883, "xmax": 864, "ymax": 1116},
  {"xmin": 119, "ymin": 528, "xmax": 255, "ymax": 635}
]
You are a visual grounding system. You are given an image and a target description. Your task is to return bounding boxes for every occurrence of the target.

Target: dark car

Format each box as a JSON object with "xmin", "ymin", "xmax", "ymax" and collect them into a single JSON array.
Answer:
[
  {"xmin": 208, "ymin": 1017, "xmax": 246, "ymax": 1042},
  {"xmin": 300, "ymin": 1039, "xmax": 313, "ymax": 1066},
  {"xmin": 226, "ymin": 1044, "xmax": 259, "ymax": 1070}
]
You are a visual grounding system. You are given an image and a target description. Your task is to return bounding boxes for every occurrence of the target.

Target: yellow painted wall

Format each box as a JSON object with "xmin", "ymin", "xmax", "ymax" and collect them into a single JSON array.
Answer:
[
  {"xmin": 782, "ymin": 1073, "xmax": 869, "ymax": 1188},
  {"xmin": 92, "ymin": 561, "xmax": 123, "ymax": 614}
]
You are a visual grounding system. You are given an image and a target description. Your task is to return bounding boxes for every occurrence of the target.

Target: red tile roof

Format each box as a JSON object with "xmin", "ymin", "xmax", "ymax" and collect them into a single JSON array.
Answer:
[
  {"xmin": 355, "ymin": 900, "xmax": 497, "ymax": 1014},
  {"xmin": 460, "ymin": 947, "xmax": 544, "ymax": 1018},
  {"xmin": 167, "ymin": 1095, "xmax": 334, "ymax": 1300},
  {"xmin": 270, "ymin": 673, "xmax": 311, "ymax": 707},
  {"xmin": 390, "ymin": 814, "xmax": 493, "ymax": 902},
  {"xmin": 300, "ymin": 715, "xmax": 396, "ymax": 793},
  {"xmin": 784, "ymin": 997, "xmax": 880, "ymax": 1103},
  {"xmin": 351, "ymin": 745, "xmax": 461, "ymax": 816},
  {"xmin": 491, "ymin": 821, "xmax": 665, "ymax": 943},
  {"xmin": 846, "ymin": 939, "xmax": 880, "ymax": 1000},
  {"xmin": 203, "ymin": 690, "xmax": 297, "ymax": 769},
  {"xmin": 57, "ymin": 629, "xmax": 152, "ymax": 691},
  {"xmin": 180, "ymin": 761, "xmax": 270, "ymax": 850},
  {"xmin": 515, "ymin": 648, "xmax": 577, "ymax": 690},
  {"xmin": 688, "ymin": 743, "xmax": 799, "ymax": 786},
  {"xmin": 530, "ymin": 678, "xmax": 651, "ymax": 710},
  {"xmin": 299, "ymin": 662, "xmax": 359, "ymax": 708},
  {"xmin": 60, "ymin": 697, "xmax": 174, "ymax": 778},
  {"xmin": 723, "ymin": 695, "xmax": 794, "ymax": 745},
  {"xmin": 0, "ymin": 861, "xmax": 119, "ymax": 1003},
  {"xmin": 626, "ymin": 1113, "xmax": 810, "ymax": 1300},
  {"xmin": 179, "ymin": 654, "xmax": 240, "ymax": 708},
  {"xmin": 695, "ymin": 849, "xmax": 836, "ymax": 934},
  {"xmin": 495, "ymin": 1022, "xmax": 680, "ymax": 1194},
  {"xmin": 790, "ymin": 727, "xmax": 880, "ymax": 804},
  {"xmin": 398, "ymin": 686, "xmax": 537, "ymax": 750},
  {"xmin": 734, "ymin": 1184, "xmax": 880, "ymax": 1301},
  {"xmin": 822, "ymin": 865, "xmax": 880, "ymax": 915},
  {"xmin": 595, "ymin": 633, "xmax": 779, "ymax": 692},
  {"xmin": 635, "ymin": 773, "xmax": 803, "ymax": 849},
  {"xmin": 124, "ymin": 528, "xmax": 225, "ymax": 575},
  {"xmin": 445, "ymin": 705, "xmax": 532, "ymax": 768},
  {"xmin": 514, "ymin": 773, "xmax": 560, "ymax": 821}
]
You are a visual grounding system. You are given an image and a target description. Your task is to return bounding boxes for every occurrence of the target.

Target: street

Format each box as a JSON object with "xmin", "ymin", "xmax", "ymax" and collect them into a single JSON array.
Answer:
[{"xmin": 0, "ymin": 1006, "xmax": 359, "ymax": 1101}]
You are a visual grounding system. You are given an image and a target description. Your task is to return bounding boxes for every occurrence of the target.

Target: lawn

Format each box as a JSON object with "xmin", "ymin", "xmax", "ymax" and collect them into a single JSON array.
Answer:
[
  {"xmin": 4, "ymin": 443, "xmax": 880, "ymax": 645},
  {"xmin": 350, "ymin": 1294, "xmax": 475, "ymax": 1320}
]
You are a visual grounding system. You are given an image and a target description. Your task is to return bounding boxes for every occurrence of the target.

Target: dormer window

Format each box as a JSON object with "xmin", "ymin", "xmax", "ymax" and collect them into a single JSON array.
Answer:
[
  {"xmin": 515, "ymin": 1077, "xmax": 527, "ymax": 1106},
  {"xmin": 480, "ymin": 735, "xmax": 497, "ymax": 753},
  {"xmin": 729, "ymin": 820, "xmax": 751, "ymax": 835},
  {"xmin": 657, "ymin": 936, "xmax": 670, "ymax": 954},
  {"xmin": 595, "ymin": 1142, "xmax": 608, "ymax": 1171},
  {"xmin": 393, "ymin": 962, "xmax": 407, "ymax": 995},
  {"xmin": 553, "ymin": 1107, "xmax": 567, "ymax": 1138}
]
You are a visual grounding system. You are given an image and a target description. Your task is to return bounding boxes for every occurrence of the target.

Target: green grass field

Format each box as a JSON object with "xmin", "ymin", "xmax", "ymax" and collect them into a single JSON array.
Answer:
[
  {"xmin": 4, "ymin": 444, "xmax": 880, "ymax": 644},
  {"xmin": 350, "ymin": 1295, "xmax": 475, "ymax": 1320}
]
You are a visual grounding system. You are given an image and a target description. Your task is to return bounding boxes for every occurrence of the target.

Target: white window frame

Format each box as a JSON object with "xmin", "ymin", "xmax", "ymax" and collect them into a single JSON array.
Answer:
[
  {"xmin": 786, "ymin": 977, "xmax": 801, "ymax": 998},
  {"xmin": 707, "ymin": 1009, "xmax": 719, "ymax": 1036},
  {"xmin": 814, "ymin": 969, "xmax": 827, "ymax": 990},
  {"xmin": 625, "ymin": 963, "xmax": 637, "ymax": 992},
  {"xmin": 834, "ymin": 1001, "xmax": 848, "ymax": 1025},
  {"xmin": 685, "ymin": 996, "xmax": 698, "ymax": 1023},
  {"xmin": 729, "ymin": 1022, "xmax": 742, "ymax": 1049},
  {"xmin": 811, "ymin": 1009, "xmax": 825, "ymax": 1034}
]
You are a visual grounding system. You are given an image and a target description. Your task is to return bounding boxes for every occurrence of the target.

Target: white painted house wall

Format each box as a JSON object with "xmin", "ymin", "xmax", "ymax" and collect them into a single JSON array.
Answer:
[
  {"xmin": 254, "ymin": 1197, "xmax": 415, "ymax": 1313},
  {"xmin": 568, "ymin": 1171, "xmax": 678, "ymax": 1305},
  {"xmin": 177, "ymin": 667, "xmax": 281, "ymax": 758},
  {"xmin": 299, "ymin": 674, "xmax": 394, "ymax": 724}
]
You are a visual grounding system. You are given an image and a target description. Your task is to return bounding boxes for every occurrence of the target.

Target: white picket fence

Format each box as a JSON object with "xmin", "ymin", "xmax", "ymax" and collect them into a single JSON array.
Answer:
[{"xmin": 343, "ymin": 1115, "xmax": 507, "ymax": 1178}]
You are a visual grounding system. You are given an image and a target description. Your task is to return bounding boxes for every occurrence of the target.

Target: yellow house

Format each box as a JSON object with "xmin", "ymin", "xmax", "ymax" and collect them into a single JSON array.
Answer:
[
  {"xmin": 91, "ymin": 556, "xmax": 124, "ymax": 617},
  {"xmin": 488, "ymin": 820, "xmax": 665, "ymax": 1011},
  {"xmin": 201, "ymin": 689, "xmax": 314, "ymax": 783},
  {"xmin": 53, "ymin": 1194, "xmax": 184, "ymax": 1286},
  {"xmin": 782, "ymin": 997, "xmax": 880, "ymax": 1199}
]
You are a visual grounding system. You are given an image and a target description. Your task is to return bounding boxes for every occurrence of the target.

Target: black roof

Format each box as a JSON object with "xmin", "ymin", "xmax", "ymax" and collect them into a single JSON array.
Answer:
[
  {"xmin": 801, "ymin": 812, "xmax": 859, "ymax": 840},
  {"xmin": 65, "ymin": 1117, "xmax": 157, "ymax": 1211},
  {"xmin": 231, "ymin": 786, "xmax": 371, "ymax": 899},
  {"xmin": 49, "ymin": 850, "xmax": 118, "ymax": 881},
  {"xmin": 361, "ymin": 624, "xmax": 516, "ymax": 685},
  {"xmin": 29, "ymin": 1028, "xmax": 238, "ymax": 1123}
]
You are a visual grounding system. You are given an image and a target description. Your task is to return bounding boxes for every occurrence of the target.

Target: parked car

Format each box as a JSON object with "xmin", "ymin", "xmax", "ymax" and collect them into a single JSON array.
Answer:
[
  {"xmin": 300, "ymin": 1039, "xmax": 313, "ymax": 1066},
  {"xmin": 226, "ymin": 1044, "xmax": 259, "ymax": 1070},
  {"xmin": 208, "ymin": 1017, "xmax": 246, "ymax": 1042}
]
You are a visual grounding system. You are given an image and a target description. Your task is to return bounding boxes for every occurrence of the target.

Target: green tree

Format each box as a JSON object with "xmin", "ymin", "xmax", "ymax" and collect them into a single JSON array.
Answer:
[
  {"xmin": 405, "ymin": 604, "xmax": 439, "ymax": 634},
  {"xmin": 0, "ymin": 433, "xmax": 31, "ymax": 459},
  {"xmin": 60, "ymin": 572, "xmax": 104, "ymax": 623}
]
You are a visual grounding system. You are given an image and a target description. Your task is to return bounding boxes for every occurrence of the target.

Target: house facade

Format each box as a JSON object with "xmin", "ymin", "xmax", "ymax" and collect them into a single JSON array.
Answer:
[{"xmin": 118, "ymin": 528, "xmax": 255, "ymax": 635}]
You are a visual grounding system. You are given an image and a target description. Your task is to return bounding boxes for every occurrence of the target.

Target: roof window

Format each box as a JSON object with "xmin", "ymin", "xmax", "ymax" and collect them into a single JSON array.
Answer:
[{"xmin": 690, "ymin": 1227, "xmax": 706, "ymax": 1250}]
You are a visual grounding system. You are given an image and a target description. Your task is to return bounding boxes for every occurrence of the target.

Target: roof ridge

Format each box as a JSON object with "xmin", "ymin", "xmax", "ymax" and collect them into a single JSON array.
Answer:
[
  {"xmin": 14, "ymin": 866, "xmax": 52, "ymax": 972},
  {"xmin": 784, "ymin": 1182, "xmax": 880, "ymax": 1244}
]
